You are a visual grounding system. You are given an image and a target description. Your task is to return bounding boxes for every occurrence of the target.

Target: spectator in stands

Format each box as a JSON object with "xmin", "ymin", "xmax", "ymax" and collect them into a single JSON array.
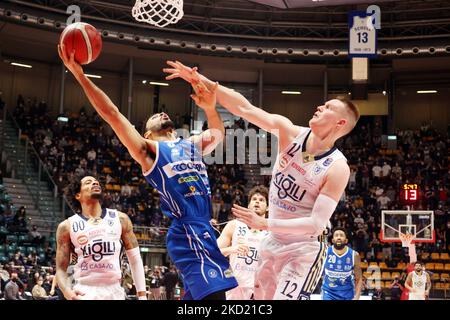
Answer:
[
  {"xmin": 9, "ymin": 206, "xmax": 29, "ymax": 234},
  {"xmin": 162, "ymin": 265, "xmax": 179, "ymax": 300},
  {"xmin": 29, "ymin": 225, "xmax": 46, "ymax": 246},
  {"xmin": 32, "ymin": 276, "xmax": 50, "ymax": 300},
  {"xmin": 4, "ymin": 272, "xmax": 25, "ymax": 300},
  {"xmin": 149, "ymin": 268, "xmax": 162, "ymax": 300},
  {"xmin": 372, "ymin": 162, "xmax": 382, "ymax": 183},
  {"xmin": 372, "ymin": 287, "xmax": 385, "ymax": 300},
  {"xmin": 0, "ymin": 264, "xmax": 10, "ymax": 295},
  {"xmin": 389, "ymin": 275, "xmax": 403, "ymax": 300}
]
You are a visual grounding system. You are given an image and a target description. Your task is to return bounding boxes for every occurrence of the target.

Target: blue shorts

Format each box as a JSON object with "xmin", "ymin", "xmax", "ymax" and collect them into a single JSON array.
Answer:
[
  {"xmin": 322, "ymin": 288, "xmax": 354, "ymax": 300},
  {"xmin": 167, "ymin": 219, "xmax": 238, "ymax": 300}
]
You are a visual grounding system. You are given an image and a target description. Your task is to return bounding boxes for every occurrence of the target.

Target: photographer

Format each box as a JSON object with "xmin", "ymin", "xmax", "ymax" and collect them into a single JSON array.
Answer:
[{"xmin": 389, "ymin": 275, "xmax": 403, "ymax": 300}]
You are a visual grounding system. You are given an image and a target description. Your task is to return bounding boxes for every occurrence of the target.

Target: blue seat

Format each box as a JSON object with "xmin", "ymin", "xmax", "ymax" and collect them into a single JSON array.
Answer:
[
  {"xmin": 0, "ymin": 226, "xmax": 8, "ymax": 235},
  {"xmin": 0, "ymin": 255, "xmax": 8, "ymax": 264},
  {"xmin": 16, "ymin": 246, "xmax": 26, "ymax": 254},
  {"xmin": 0, "ymin": 245, "xmax": 6, "ymax": 254},
  {"xmin": 18, "ymin": 234, "xmax": 29, "ymax": 244},
  {"xmin": 7, "ymin": 244, "xmax": 17, "ymax": 254},
  {"xmin": 26, "ymin": 246, "xmax": 37, "ymax": 255},
  {"xmin": 6, "ymin": 234, "xmax": 18, "ymax": 243}
]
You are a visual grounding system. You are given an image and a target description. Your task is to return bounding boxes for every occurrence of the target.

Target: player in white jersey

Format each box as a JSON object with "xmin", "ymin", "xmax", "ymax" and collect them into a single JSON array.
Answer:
[
  {"xmin": 405, "ymin": 261, "xmax": 431, "ymax": 300},
  {"xmin": 164, "ymin": 61, "xmax": 360, "ymax": 300},
  {"xmin": 55, "ymin": 175, "xmax": 147, "ymax": 300},
  {"xmin": 217, "ymin": 186, "xmax": 270, "ymax": 300}
]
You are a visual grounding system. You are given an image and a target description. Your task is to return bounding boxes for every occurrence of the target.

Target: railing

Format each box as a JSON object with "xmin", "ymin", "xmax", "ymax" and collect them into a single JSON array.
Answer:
[
  {"xmin": 5, "ymin": 110, "xmax": 73, "ymax": 232},
  {"xmin": 133, "ymin": 225, "xmax": 168, "ymax": 248}
]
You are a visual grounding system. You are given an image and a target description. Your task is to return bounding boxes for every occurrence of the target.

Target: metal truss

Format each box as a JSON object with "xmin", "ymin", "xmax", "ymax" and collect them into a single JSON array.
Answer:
[{"xmin": 3, "ymin": 0, "xmax": 450, "ymax": 42}]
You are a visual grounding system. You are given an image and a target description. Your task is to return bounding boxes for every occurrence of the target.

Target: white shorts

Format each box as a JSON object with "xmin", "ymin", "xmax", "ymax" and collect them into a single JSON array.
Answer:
[
  {"xmin": 253, "ymin": 236, "xmax": 327, "ymax": 300},
  {"xmin": 226, "ymin": 286, "xmax": 253, "ymax": 300},
  {"xmin": 73, "ymin": 283, "xmax": 126, "ymax": 300},
  {"xmin": 409, "ymin": 293, "xmax": 425, "ymax": 300}
]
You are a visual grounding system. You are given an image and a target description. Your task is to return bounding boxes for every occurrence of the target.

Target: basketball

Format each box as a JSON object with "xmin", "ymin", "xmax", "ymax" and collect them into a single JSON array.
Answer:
[{"xmin": 59, "ymin": 22, "xmax": 102, "ymax": 65}]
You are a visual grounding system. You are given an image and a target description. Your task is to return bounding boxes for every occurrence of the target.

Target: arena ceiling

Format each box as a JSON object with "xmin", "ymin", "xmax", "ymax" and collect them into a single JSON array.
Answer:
[
  {"xmin": 2, "ymin": 0, "xmax": 450, "ymax": 42},
  {"xmin": 1, "ymin": 0, "xmax": 450, "ymax": 65}
]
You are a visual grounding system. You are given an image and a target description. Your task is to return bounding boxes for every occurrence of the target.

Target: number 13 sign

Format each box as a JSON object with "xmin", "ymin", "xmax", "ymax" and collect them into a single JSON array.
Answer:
[{"xmin": 348, "ymin": 11, "xmax": 378, "ymax": 58}]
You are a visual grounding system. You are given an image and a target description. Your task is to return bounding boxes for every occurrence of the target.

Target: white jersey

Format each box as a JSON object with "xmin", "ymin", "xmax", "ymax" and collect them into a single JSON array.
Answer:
[
  {"xmin": 68, "ymin": 208, "xmax": 123, "ymax": 286},
  {"xmin": 229, "ymin": 220, "xmax": 268, "ymax": 288},
  {"xmin": 269, "ymin": 127, "xmax": 346, "ymax": 243},
  {"xmin": 409, "ymin": 271, "xmax": 427, "ymax": 300}
]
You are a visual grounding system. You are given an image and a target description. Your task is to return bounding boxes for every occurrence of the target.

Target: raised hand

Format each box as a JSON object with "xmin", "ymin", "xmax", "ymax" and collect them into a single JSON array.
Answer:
[
  {"xmin": 233, "ymin": 243, "xmax": 250, "ymax": 256},
  {"xmin": 190, "ymin": 80, "xmax": 219, "ymax": 111},
  {"xmin": 57, "ymin": 44, "xmax": 84, "ymax": 77},
  {"xmin": 163, "ymin": 60, "xmax": 199, "ymax": 83},
  {"xmin": 232, "ymin": 204, "xmax": 268, "ymax": 231}
]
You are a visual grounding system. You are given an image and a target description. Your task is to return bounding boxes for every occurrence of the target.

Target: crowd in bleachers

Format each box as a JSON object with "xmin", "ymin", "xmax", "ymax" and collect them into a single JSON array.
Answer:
[{"xmin": 1, "ymin": 93, "xmax": 449, "ymax": 298}]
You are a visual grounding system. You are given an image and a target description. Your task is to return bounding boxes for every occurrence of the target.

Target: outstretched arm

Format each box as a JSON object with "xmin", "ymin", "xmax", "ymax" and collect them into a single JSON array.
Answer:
[
  {"xmin": 55, "ymin": 220, "xmax": 85, "ymax": 300},
  {"xmin": 164, "ymin": 61, "xmax": 301, "ymax": 151},
  {"xmin": 233, "ymin": 160, "xmax": 350, "ymax": 235},
  {"xmin": 187, "ymin": 81, "xmax": 224, "ymax": 155},
  {"xmin": 58, "ymin": 45, "xmax": 154, "ymax": 172},
  {"xmin": 120, "ymin": 212, "xmax": 147, "ymax": 300}
]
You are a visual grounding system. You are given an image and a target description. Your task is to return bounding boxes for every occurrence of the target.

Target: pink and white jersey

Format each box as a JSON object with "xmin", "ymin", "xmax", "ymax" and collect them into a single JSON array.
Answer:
[
  {"xmin": 269, "ymin": 127, "xmax": 346, "ymax": 243},
  {"xmin": 229, "ymin": 220, "xmax": 269, "ymax": 288},
  {"xmin": 68, "ymin": 208, "xmax": 122, "ymax": 286}
]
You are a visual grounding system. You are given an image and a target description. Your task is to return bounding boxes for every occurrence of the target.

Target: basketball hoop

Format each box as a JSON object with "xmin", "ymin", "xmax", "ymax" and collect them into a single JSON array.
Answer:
[
  {"xmin": 399, "ymin": 232, "xmax": 415, "ymax": 247},
  {"xmin": 132, "ymin": 0, "xmax": 184, "ymax": 28}
]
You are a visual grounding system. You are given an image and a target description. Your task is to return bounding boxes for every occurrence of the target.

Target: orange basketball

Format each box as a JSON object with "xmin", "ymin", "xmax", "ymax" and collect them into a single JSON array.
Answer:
[{"xmin": 59, "ymin": 22, "xmax": 102, "ymax": 65}]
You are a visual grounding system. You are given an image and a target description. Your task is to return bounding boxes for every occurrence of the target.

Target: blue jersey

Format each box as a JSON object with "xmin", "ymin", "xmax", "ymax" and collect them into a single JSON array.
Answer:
[
  {"xmin": 144, "ymin": 138, "xmax": 237, "ymax": 300},
  {"xmin": 321, "ymin": 246, "xmax": 355, "ymax": 300}
]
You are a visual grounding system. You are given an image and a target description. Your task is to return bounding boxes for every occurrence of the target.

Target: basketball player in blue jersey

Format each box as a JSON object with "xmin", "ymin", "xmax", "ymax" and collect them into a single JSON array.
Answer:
[
  {"xmin": 59, "ymin": 44, "xmax": 238, "ymax": 300},
  {"xmin": 165, "ymin": 62, "xmax": 360, "ymax": 300},
  {"xmin": 321, "ymin": 227, "xmax": 363, "ymax": 300}
]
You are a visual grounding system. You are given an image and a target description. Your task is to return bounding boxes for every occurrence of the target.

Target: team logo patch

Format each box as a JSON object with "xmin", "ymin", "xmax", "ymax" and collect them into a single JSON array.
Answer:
[
  {"xmin": 89, "ymin": 218, "xmax": 102, "ymax": 225},
  {"xmin": 323, "ymin": 157, "xmax": 333, "ymax": 167},
  {"xmin": 77, "ymin": 235, "xmax": 88, "ymax": 246},
  {"xmin": 313, "ymin": 166, "xmax": 323, "ymax": 175},
  {"xmin": 346, "ymin": 257, "xmax": 351, "ymax": 264},
  {"xmin": 224, "ymin": 269, "xmax": 234, "ymax": 278},
  {"xmin": 109, "ymin": 211, "xmax": 116, "ymax": 218},
  {"xmin": 108, "ymin": 219, "xmax": 114, "ymax": 227},
  {"xmin": 190, "ymin": 186, "xmax": 196, "ymax": 192},
  {"xmin": 208, "ymin": 269, "xmax": 218, "ymax": 279},
  {"xmin": 178, "ymin": 176, "xmax": 199, "ymax": 184},
  {"xmin": 279, "ymin": 155, "xmax": 289, "ymax": 169},
  {"xmin": 292, "ymin": 162, "xmax": 306, "ymax": 175}
]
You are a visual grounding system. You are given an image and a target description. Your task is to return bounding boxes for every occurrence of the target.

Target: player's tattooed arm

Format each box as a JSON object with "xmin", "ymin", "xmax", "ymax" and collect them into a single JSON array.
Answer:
[
  {"xmin": 55, "ymin": 220, "xmax": 85, "ymax": 300},
  {"xmin": 120, "ymin": 212, "xmax": 139, "ymax": 250},
  {"xmin": 353, "ymin": 252, "xmax": 363, "ymax": 300},
  {"xmin": 425, "ymin": 272, "xmax": 431, "ymax": 298}
]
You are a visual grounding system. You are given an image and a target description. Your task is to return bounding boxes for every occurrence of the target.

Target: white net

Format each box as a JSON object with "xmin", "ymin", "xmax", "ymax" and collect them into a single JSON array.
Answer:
[
  {"xmin": 399, "ymin": 232, "xmax": 415, "ymax": 248},
  {"xmin": 132, "ymin": 0, "xmax": 184, "ymax": 28}
]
